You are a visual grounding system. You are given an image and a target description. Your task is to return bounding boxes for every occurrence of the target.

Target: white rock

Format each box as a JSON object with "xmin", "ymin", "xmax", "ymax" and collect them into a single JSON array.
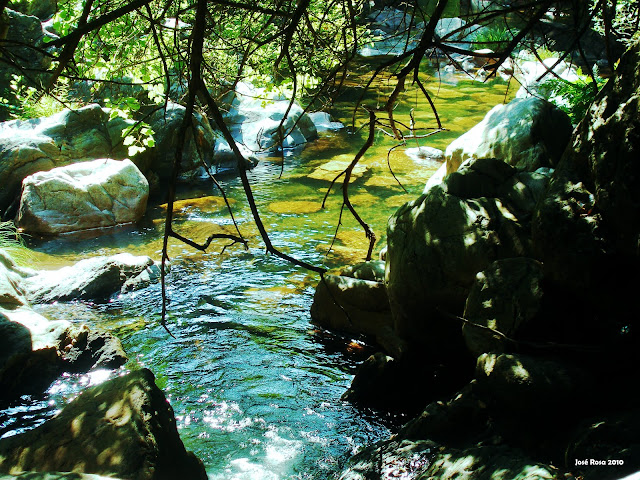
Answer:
[
  {"xmin": 17, "ymin": 158, "xmax": 149, "ymax": 235},
  {"xmin": 423, "ymin": 162, "xmax": 448, "ymax": 194},
  {"xmin": 444, "ymin": 97, "xmax": 573, "ymax": 174},
  {"xmin": 223, "ymin": 82, "xmax": 317, "ymax": 153}
]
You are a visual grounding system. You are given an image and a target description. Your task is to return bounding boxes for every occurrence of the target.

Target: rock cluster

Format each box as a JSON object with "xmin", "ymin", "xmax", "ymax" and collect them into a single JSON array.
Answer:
[
  {"xmin": 322, "ymin": 38, "xmax": 640, "ymax": 480},
  {"xmin": 0, "ymin": 250, "xmax": 128, "ymax": 400}
]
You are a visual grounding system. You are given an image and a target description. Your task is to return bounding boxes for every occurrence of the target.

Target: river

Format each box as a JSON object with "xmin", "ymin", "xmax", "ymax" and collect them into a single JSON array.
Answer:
[{"xmin": 0, "ymin": 65, "xmax": 514, "ymax": 479}]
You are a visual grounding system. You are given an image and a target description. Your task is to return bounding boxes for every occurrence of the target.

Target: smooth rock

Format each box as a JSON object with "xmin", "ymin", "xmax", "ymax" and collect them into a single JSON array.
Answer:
[
  {"xmin": 514, "ymin": 57, "xmax": 580, "ymax": 100},
  {"xmin": 308, "ymin": 112, "xmax": 344, "ymax": 131},
  {"xmin": 405, "ymin": 146, "xmax": 444, "ymax": 166},
  {"xmin": 0, "ymin": 369, "xmax": 208, "ymax": 480},
  {"xmin": 0, "ymin": 103, "xmax": 220, "ymax": 214},
  {"xmin": 423, "ymin": 162, "xmax": 447, "ymax": 193},
  {"xmin": 444, "ymin": 97, "xmax": 572, "ymax": 174},
  {"xmin": 16, "ymin": 159, "xmax": 149, "ymax": 235},
  {"xmin": 147, "ymin": 101, "xmax": 217, "ymax": 179},
  {"xmin": 0, "ymin": 105, "xmax": 133, "ymax": 213},
  {"xmin": 23, "ymin": 253, "xmax": 155, "ymax": 303}
]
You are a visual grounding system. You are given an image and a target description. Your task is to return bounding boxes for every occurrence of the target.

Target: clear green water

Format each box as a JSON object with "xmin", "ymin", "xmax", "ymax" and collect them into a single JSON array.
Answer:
[{"xmin": 1, "ymin": 68, "xmax": 513, "ymax": 479}]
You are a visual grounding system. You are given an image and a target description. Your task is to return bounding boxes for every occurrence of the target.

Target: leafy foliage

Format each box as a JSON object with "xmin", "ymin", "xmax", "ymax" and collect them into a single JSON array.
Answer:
[{"xmin": 542, "ymin": 69, "xmax": 607, "ymax": 123}]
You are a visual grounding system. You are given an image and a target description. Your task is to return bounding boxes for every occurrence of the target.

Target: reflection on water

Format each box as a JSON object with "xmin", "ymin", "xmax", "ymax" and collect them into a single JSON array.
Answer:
[{"xmin": 2, "ymin": 69, "xmax": 514, "ymax": 478}]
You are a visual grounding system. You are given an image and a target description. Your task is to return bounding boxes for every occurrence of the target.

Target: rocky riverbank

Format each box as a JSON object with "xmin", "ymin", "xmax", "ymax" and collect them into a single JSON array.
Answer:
[{"xmin": 314, "ymin": 38, "xmax": 640, "ymax": 480}]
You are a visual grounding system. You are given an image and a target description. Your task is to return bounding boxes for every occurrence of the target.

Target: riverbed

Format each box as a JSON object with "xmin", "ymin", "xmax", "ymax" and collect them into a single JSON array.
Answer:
[{"xmin": 0, "ymin": 66, "xmax": 514, "ymax": 479}]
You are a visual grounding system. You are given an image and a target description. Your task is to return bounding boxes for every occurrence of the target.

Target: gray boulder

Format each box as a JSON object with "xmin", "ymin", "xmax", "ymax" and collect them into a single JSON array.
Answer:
[
  {"xmin": 444, "ymin": 97, "xmax": 572, "ymax": 174},
  {"xmin": 513, "ymin": 57, "xmax": 580, "ymax": 100},
  {"xmin": 0, "ymin": 104, "xmax": 135, "ymax": 213},
  {"xmin": 146, "ymin": 101, "xmax": 217, "ymax": 179},
  {"xmin": 23, "ymin": 253, "xmax": 157, "ymax": 303},
  {"xmin": 16, "ymin": 159, "xmax": 149, "ymax": 235},
  {"xmin": 462, "ymin": 257, "xmax": 545, "ymax": 356},
  {"xmin": 385, "ymin": 158, "xmax": 550, "ymax": 355},
  {"xmin": 0, "ymin": 369, "xmax": 208, "ymax": 480}
]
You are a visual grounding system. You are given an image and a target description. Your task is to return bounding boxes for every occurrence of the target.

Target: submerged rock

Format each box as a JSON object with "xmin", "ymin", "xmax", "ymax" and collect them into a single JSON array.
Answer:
[
  {"xmin": 445, "ymin": 97, "xmax": 572, "ymax": 174},
  {"xmin": 23, "ymin": 253, "xmax": 157, "ymax": 303},
  {"xmin": 16, "ymin": 159, "xmax": 149, "ymax": 235},
  {"xmin": 0, "ymin": 369, "xmax": 208, "ymax": 480}
]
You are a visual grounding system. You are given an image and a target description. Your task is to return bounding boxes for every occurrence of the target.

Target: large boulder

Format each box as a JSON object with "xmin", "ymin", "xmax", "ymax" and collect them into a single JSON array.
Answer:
[
  {"xmin": 23, "ymin": 253, "xmax": 157, "ymax": 303},
  {"xmin": 0, "ymin": 369, "xmax": 208, "ymax": 480},
  {"xmin": 16, "ymin": 159, "xmax": 149, "ymax": 235},
  {"xmin": 0, "ymin": 105, "xmax": 135, "ymax": 213},
  {"xmin": 444, "ymin": 97, "xmax": 572, "ymax": 174},
  {"xmin": 513, "ymin": 57, "xmax": 580, "ymax": 100},
  {"xmin": 532, "ymin": 39, "xmax": 640, "ymax": 326},
  {"xmin": 385, "ymin": 157, "xmax": 550, "ymax": 355}
]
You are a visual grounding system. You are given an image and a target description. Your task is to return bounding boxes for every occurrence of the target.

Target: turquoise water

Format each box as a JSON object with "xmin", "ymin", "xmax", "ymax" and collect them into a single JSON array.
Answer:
[{"xmin": 1, "ymin": 68, "xmax": 513, "ymax": 479}]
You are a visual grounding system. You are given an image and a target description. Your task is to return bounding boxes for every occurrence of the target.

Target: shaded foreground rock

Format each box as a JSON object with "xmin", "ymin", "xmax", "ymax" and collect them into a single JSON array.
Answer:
[
  {"xmin": 23, "ymin": 253, "xmax": 157, "ymax": 303},
  {"xmin": 0, "ymin": 369, "xmax": 207, "ymax": 480},
  {"xmin": 385, "ymin": 157, "xmax": 550, "ymax": 356},
  {"xmin": 16, "ymin": 159, "xmax": 149, "ymax": 235}
]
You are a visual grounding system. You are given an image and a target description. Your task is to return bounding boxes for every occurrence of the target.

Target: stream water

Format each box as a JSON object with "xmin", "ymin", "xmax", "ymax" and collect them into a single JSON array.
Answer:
[{"xmin": 1, "ymin": 66, "xmax": 514, "ymax": 479}]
